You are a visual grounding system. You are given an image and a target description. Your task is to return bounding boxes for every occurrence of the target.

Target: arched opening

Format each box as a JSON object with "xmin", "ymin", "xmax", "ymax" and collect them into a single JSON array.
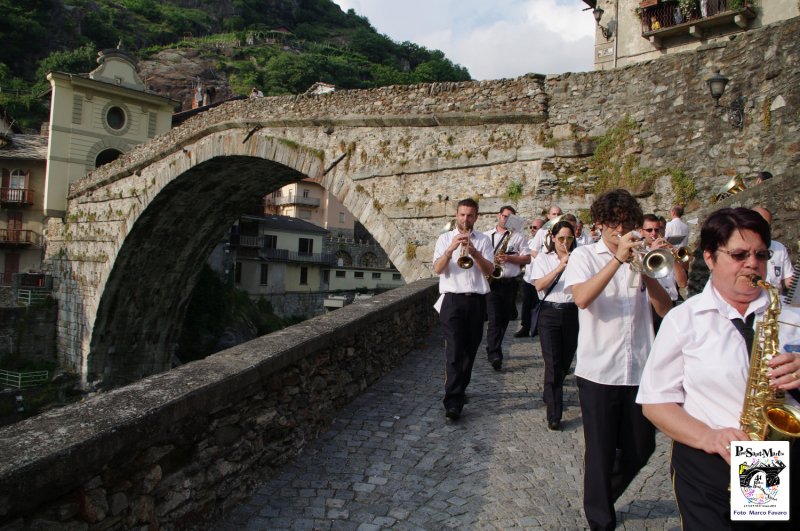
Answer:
[{"xmin": 95, "ymin": 148, "xmax": 123, "ymax": 168}]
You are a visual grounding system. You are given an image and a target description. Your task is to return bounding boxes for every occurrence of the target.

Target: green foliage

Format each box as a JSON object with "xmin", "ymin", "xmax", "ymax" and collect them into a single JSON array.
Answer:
[
  {"xmin": 0, "ymin": 0, "xmax": 471, "ymax": 128},
  {"xmin": 505, "ymin": 180, "xmax": 523, "ymax": 202},
  {"xmin": 590, "ymin": 115, "xmax": 655, "ymax": 196},
  {"xmin": 670, "ymin": 169, "xmax": 697, "ymax": 205}
]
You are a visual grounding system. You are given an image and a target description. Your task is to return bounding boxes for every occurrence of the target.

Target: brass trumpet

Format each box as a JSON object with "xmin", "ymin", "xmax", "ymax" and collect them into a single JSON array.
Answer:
[
  {"xmin": 628, "ymin": 234, "xmax": 692, "ymax": 279},
  {"xmin": 457, "ymin": 229, "xmax": 474, "ymax": 269}
]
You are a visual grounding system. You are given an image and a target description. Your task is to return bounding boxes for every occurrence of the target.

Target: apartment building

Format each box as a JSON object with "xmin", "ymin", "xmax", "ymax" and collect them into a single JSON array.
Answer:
[{"xmin": 584, "ymin": 1, "xmax": 799, "ymax": 70}]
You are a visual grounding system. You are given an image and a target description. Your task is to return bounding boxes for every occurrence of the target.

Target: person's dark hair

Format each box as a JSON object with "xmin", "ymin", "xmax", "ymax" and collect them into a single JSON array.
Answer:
[
  {"xmin": 757, "ymin": 171, "xmax": 773, "ymax": 181},
  {"xmin": 590, "ymin": 189, "xmax": 643, "ymax": 228},
  {"xmin": 457, "ymin": 198, "xmax": 479, "ymax": 212},
  {"xmin": 643, "ymin": 213, "xmax": 659, "ymax": 224},
  {"xmin": 499, "ymin": 205, "xmax": 516, "ymax": 215},
  {"xmin": 544, "ymin": 221, "xmax": 577, "ymax": 254},
  {"xmin": 672, "ymin": 205, "xmax": 684, "ymax": 217},
  {"xmin": 562, "ymin": 213, "xmax": 577, "ymax": 225},
  {"xmin": 700, "ymin": 207, "xmax": 771, "ymax": 255}
]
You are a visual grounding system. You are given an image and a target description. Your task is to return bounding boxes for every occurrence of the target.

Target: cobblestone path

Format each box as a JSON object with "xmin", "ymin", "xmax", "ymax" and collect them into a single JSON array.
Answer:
[{"xmin": 215, "ymin": 321, "xmax": 680, "ymax": 530}]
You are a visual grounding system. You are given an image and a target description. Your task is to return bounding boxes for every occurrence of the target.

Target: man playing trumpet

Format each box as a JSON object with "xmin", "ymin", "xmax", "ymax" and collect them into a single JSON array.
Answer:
[
  {"xmin": 433, "ymin": 198, "xmax": 495, "ymax": 421},
  {"xmin": 641, "ymin": 213, "xmax": 689, "ymax": 333}
]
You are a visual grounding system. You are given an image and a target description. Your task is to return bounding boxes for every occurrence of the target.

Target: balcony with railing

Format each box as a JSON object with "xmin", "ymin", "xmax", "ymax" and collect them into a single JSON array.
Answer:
[
  {"xmin": 260, "ymin": 248, "xmax": 336, "ymax": 265},
  {"xmin": 0, "ymin": 188, "xmax": 35, "ymax": 206},
  {"xmin": 265, "ymin": 195, "xmax": 321, "ymax": 208},
  {"xmin": 0, "ymin": 229, "xmax": 42, "ymax": 247},
  {"xmin": 639, "ymin": 0, "xmax": 756, "ymax": 48}
]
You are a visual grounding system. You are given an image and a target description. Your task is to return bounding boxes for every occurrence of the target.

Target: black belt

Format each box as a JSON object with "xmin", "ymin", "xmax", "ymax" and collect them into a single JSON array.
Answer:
[
  {"xmin": 540, "ymin": 301, "xmax": 576, "ymax": 310},
  {"xmin": 447, "ymin": 292, "xmax": 484, "ymax": 297}
]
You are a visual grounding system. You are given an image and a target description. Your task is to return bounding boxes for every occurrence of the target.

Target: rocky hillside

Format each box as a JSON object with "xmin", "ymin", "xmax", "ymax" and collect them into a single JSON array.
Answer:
[{"xmin": 0, "ymin": 0, "xmax": 470, "ymax": 128}]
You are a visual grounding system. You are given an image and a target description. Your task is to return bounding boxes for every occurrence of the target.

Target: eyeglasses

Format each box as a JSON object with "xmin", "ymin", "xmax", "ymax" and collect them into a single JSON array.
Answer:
[
  {"xmin": 556, "ymin": 235, "xmax": 575, "ymax": 243},
  {"xmin": 604, "ymin": 220, "xmax": 637, "ymax": 230},
  {"xmin": 717, "ymin": 248, "xmax": 773, "ymax": 262},
  {"xmin": 530, "ymin": 226, "xmax": 541, "ymax": 230},
  {"xmin": 641, "ymin": 228, "xmax": 659, "ymax": 233}
]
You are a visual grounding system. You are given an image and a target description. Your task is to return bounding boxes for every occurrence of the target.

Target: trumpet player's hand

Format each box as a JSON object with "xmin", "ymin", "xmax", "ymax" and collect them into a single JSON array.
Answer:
[
  {"xmin": 448, "ymin": 233, "xmax": 469, "ymax": 255},
  {"xmin": 614, "ymin": 232, "xmax": 640, "ymax": 263},
  {"xmin": 650, "ymin": 237, "xmax": 670, "ymax": 250},
  {"xmin": 768, "ymin": 351, "xmax": 800, "ymax": 391}
]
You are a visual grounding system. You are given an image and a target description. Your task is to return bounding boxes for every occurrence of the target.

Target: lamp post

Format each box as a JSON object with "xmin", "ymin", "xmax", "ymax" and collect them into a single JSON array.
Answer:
[{"xmin": 593, "ymin": 6, "xmax": 613, "ymax": 40}]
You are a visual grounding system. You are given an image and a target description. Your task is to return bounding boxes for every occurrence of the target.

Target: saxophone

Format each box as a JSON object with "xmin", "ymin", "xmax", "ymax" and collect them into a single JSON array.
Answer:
[
  {"xmin": 489, "ymin": 230, "xmax": 512, "ymax": 280},
  {"xmin": 738, "ymin": 274, "xmax": 800, "ymax": 441}
]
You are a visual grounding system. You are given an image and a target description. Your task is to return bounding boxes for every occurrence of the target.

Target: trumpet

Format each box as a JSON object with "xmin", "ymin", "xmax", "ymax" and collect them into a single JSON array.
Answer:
[
  {"xmin": 627, "ymin": 234, "xmax": 692, "ymax": 279},
  {"xmin": 457, "ymin": 229, "xmax": 474, "ymax": 269}
]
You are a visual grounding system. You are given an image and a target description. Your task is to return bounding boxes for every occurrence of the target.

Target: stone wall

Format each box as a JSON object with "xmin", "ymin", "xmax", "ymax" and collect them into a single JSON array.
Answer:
[
  {"xmin": 0, "ymin": 305, "xmax": 57, "ymax": 366},
  {"xmin": 0, "ymin": 278, "xmax": 440, "ymax": 529}
]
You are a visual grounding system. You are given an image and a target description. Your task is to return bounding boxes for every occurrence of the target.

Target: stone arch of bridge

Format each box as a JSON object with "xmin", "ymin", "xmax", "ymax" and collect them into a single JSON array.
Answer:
[{"xmin": 51, "ymin": 128, "xmax": 419, "ymax": 388}]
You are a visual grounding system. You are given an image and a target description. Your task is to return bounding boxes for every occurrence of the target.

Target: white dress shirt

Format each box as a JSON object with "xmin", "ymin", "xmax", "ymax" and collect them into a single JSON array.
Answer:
[
  {"xmin": 637, "ymin": 280, "xmax": 800, "ymax": 429},
  {"xmin": 564, "ymin": 239, "xmax": 656, "ymax": 386},
  {"xmin": 656, "ymin": 270, "xmax": 679, "ymax": 302},
  {"xmin": 528, "ymin": 251, "xmax": 573, "ymax": 303},
  {"xmin": 665, "ymin": 217, "xmax": 689, "ymax": 247},
  {"xmin": 433, "ymin": 229, "xmax": 494, "ymax": 295},
  {"xmin": 529, "ymin": 229, "xmax": 547, "ymax": 257},
  {"xmin": 575, "ymin": 232, "xmax": 593, "ymax": 247},
  {"xmin": 484, "ymin": 228, "xmax": 530, "ymax": 278},
  {"xmin": 766, "ymin": 239, "xmax": 794, "ymax": 288}
]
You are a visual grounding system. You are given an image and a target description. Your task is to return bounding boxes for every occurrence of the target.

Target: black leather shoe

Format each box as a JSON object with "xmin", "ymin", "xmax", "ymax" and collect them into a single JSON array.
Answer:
[
  {"xmin": 513, "ymin": 328, "xmax": 530, "ymax": 338},
  {"xmin": 548, "ymin": 420, "xmax": 561, "ymax": 431},
  {"xmin": 445, "ymin": 408, "xmax": 461, "ymax": 421},
  {"xmin": 491, "ymin": 359, "xmax": 502, "ymax": 371}
]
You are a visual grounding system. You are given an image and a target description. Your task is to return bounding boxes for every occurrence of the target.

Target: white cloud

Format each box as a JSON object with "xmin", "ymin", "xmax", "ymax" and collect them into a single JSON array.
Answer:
[{"xmin": 332, "ymin": 0, "xmax": 595, "ymax": 80}]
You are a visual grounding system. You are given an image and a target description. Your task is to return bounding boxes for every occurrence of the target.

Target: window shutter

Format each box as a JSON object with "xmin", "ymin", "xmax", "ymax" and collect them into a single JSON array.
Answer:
[{"xmin": 1, "ymin": 168, "xmax": 8, "ymax": 189}]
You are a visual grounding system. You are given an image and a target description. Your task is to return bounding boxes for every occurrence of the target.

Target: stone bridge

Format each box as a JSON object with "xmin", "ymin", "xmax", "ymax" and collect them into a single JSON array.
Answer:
[{"xmin": 44, "ymin": 17, "xmax": 800, "ymax": 388}]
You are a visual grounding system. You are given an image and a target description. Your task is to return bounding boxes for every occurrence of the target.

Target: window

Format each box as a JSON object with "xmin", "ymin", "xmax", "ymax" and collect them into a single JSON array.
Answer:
[
  {"xmin": 298, "ymin": 238, "xmax": 313, "ymax": 255},
  {"xmin": 302, "ymin": 188, "xmax": 310, "ymax": 198},
  {"xmin": 299, "ymin": 266, "xmax": 308, "ymax": 285},
  {"xmin": 106, "ymin": 106, "xmax": 126, "ymax": 130},
  {"xmin": 339, "ymin": 212, "xmax": 345, "ymax": 223},
  {"xmin": 393, "ymin": 273, "xmax": 401, "ymax": 280},
  {"xmin": 260, "ymin": 264, "xmax": 268, "ymax": 285},
  {"xmin": 335, "ymin": 270, "xmax": 346, "ymax": 278},
  {"xmin": 372, "ymin": 272, "xmax": 381, "ymax": 279},
  {"xmin": 264, "ymin": 234, "xmax": 277, "ymax": 249},
  {"xmin": 4, "ymin": 169, "xmax": 27, "ymax": 202},
  {"xmin": 234, "ymin": 262, "xmax": 242, "ymax": 284},
  {"xmin": 354, "ymin": 271, "xmax": 364, "ymax": 278}
]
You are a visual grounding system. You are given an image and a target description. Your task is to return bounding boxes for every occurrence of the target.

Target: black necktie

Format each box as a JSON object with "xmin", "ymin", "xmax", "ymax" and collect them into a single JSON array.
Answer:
[
  {"xmin": 731, "ymin": 313, "xmax": 800, "ymax": 402},
  {"xmin": 730, "ymin": 313, "xmax": 756, "ymax": 358}
]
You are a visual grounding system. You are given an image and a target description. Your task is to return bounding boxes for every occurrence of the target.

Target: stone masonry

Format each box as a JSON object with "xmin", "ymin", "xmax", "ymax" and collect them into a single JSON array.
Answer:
[
  {"xmin": 0, "ymin": 279, "xmax": 439, "ymax": 529},
  {"xmin": 44, "ymin": 17, "xmax": 799, "ymax": 387}
]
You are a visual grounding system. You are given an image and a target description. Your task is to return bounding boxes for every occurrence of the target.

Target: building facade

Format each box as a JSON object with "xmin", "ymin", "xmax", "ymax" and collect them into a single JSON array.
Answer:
[
  {"xmin": 584, "ymin": 0, "xmax": 799, "ymax": 70},
  {"xmin": 44, "ymin": 45, "xmax": 176, "ymax": 216},
  {"xmin": 264, "ymin": 179, "xmax": 357, "ymax": 239}
]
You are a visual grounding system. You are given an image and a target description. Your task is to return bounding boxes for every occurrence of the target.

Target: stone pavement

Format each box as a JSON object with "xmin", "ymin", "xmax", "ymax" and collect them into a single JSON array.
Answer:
[{"xmin": 214, "ymin": 320, "xmax": 681, "ymax": 530}]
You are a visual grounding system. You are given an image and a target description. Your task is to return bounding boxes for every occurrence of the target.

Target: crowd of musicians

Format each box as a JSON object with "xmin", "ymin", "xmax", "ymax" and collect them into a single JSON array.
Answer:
[{"xmin": 433, "ymin": 189, "xmax": 799, "ymax": 530}]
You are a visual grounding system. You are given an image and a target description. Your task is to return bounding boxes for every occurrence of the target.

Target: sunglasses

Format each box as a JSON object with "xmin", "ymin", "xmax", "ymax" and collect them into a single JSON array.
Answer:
[
  {"xmin": 530, "ymin": 226, "xmax": 541, "ymax": 230},
  {"xmin": 556, "ymin": 235, "xmax": 575, "ymax": 243},
  {"xmin": 717, "ymin": 248, "xmax": 773, "ymax": 262},
  {"xmin": 604, "ymin": 220, "xmax": 637, "ymax": 230},
  {"xmin": 641, "ymin": 228, "xmax": 659, "ymax": 233}
]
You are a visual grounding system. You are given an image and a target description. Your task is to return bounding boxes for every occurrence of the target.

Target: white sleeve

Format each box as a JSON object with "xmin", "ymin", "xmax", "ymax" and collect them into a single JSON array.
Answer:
[{"xmin": 637, "ymin": 314, "xmax": 687, "ymax": 405}]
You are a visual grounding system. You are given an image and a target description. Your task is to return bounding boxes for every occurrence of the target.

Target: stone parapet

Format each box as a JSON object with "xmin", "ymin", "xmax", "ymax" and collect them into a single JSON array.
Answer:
[{"xmin": 0, "ymin": 278, "xmax": 440, "ymax": 528}]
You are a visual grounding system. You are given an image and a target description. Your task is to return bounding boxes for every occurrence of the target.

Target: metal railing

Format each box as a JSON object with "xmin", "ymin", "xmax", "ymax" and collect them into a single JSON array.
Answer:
[
  {"xmin": 265, "ymin": 195, "xmax": 321, "ymax": 207},
  {"xmin": 0, "ymin": 229, "xmax": 42, "ymax": 246},
  {"xmin": 640, "ymin": 0, "xmax": 754, "ymax": 34},
  {"xmin": 0, "ymin": 188, "xmax": 34, "ymax": 204},
  {"xmin": 0, "ymin": 369, "xmax": 49, "ymax": 389},
  {"xmin": 260, "ymin": 248, "xmax": 336, "ymax": 264},
  {"xmin": 17, "ymin": 289, "xmax": 51, "ymax": 306}
]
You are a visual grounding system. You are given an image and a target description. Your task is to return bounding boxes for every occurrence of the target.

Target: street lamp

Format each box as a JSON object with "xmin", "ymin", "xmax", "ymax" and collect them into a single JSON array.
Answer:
[
  {"xmin": 706, "ymin": 70, "xmax": 745, "ymax": 130},
  {"xmin": 593, "ymin": 6, "xmax": 613, "ymax": 40}
]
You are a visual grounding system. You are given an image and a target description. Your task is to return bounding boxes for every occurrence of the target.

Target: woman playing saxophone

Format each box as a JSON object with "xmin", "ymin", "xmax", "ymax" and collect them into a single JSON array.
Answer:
[{"xmin": 637, "ymin": 207, "xmax": 800, "ymax": 530}]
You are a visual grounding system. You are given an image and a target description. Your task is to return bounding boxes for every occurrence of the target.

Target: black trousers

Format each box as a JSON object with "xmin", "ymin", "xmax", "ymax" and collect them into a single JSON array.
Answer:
[
  {"xmin": 672, "ymin": 441, "xmax": 799, "ymax": 531},
  {"xmin": 440, "ymin": 293, "xmax": 487, "ymax": 412},
  {"xmin": 577, "ymin": 378, "xmax": 656, "ymax": 531},
  {"xmin": 519, "ymin": 280, "xmax": 540, "ymax": 333},
  {"xmin": 537, "ymin": 302, "xmax": 578, "ymax": 423},
  {"xmin": 486, "ymin": 278, "xmax": 517, "ymax": 363}
]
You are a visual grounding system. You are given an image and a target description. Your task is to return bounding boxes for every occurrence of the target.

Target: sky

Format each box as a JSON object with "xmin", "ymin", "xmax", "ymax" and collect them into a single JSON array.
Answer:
[{"xmin": 332, "ymin": 0, "xmax": 596, "ymax": 81}]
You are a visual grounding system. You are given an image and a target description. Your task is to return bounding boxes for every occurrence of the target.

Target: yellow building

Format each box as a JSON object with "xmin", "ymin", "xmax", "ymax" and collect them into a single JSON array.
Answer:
[
  {"xmin": 584, "ymin": 1, "xmax": 799, "ymax": 71},
  {"xmin": 43, "ymin": 44, "xmax": 176, "ymax": 216}
]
